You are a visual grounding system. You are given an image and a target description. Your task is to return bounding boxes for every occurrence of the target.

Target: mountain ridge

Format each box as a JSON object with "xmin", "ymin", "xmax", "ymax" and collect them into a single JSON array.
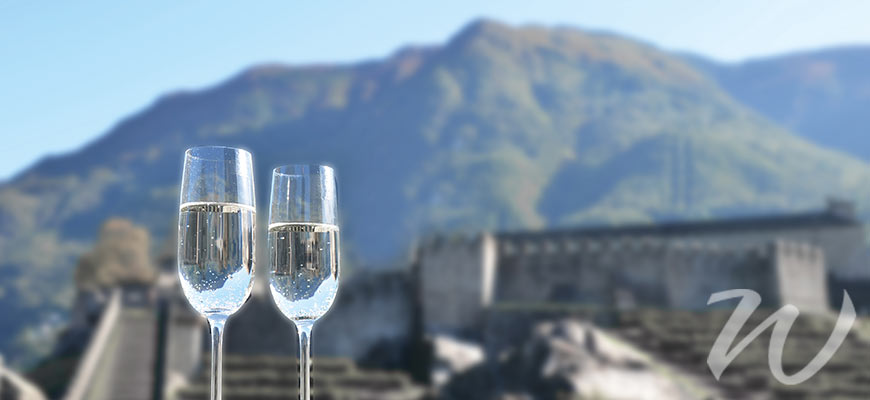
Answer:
[
  {"xmin": 3, "ymin": 19, "xmax": 870, "ymax": 364},
  {"xmin": 686, "ymin": 45, "xmax": 870, "ymax": 160}
]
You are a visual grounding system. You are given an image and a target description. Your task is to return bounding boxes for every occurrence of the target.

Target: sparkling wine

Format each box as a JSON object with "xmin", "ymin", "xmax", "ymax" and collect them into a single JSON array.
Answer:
[
  {"xmin": 178, "ymin": 202, "xmax": 256, "ymax": 316},
  {"xmin": 268, "ymin": 222, "xmax": 340, "ymax": 321}
]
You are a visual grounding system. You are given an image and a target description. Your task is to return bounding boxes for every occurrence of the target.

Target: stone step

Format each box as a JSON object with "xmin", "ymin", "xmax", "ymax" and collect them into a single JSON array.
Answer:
[{"xmin": 175, "ymin": 356, "xmax": 423, "ymax": 400}]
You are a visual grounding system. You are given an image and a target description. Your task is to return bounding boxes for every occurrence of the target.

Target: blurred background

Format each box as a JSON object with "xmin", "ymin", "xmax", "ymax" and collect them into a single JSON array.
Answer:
[{"xmin": 2, "ymin": 1, "xmax": 870, "ymax": 399}]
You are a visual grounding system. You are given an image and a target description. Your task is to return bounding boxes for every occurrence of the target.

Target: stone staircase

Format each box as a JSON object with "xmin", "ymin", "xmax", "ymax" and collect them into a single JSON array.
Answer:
[
  {"xmin": 174, "ymin": 355, "xmax": 426, "ymax": 400},
  {"xmin": 104, "ymin": 308, "xmax": 157, "ymax": 400},
  {"xmin": 616, "ymin": 309, "xmax": 870, "ymax": 399},
  {"xmin": 66, "ymin": 294, "xmax": 157, "ymax": 400}
]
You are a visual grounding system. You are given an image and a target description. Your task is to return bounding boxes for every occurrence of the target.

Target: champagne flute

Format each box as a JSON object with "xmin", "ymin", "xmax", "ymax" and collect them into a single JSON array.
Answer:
[
  {"xmin": 267, "ymin": 164, "xmax": 340, "ymax": 400},
  {"xmin": 178, "ymin": 146, "xmax": 256, "ymax": 400}
]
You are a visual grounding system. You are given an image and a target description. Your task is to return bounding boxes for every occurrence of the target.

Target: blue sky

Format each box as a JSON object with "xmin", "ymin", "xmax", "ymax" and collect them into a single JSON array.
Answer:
[{"xmin": 1, "ymin": 0, "xmax": 869, "ymax": 180}]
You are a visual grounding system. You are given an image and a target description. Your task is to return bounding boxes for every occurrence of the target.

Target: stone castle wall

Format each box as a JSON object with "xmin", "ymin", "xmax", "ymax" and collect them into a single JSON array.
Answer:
[
  {"xmin": 663, "ymin": 242, "xmax": 778, "ymax": 309},
  {"xmin": 418, "ymin": 232, "xmax": 832, "ymax": 334},
  {"xmin": 493, "ymin": 237, "xmax": 798, "ymax": 309}
]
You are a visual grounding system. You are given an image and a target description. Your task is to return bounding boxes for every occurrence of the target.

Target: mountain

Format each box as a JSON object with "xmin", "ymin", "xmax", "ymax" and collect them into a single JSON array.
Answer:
[
  {"xmin": 3, "ymin": 19, "xmax": 870, "ymax": 363},
  {"xmin": 688, "ymin": 46, "xmax": 870, "ymax": 160}
]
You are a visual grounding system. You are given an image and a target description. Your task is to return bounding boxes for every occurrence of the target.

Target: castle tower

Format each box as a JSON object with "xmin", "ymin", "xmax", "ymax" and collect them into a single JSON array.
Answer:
[
  {"xmin": 417, "ymin": 234, "xmax": 497, "ymax": 336},
  {"xmin": 771, "ymin": 240, "xmax": 829, "ymax": 313}
]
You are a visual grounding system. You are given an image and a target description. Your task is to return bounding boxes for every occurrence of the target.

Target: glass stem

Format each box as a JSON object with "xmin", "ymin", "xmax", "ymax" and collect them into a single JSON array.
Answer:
[
  {"xmin": 208, "ymin": 316, "xmax": 227, "ymax": 400},
  {"xmin": 296, "ymin": 321, "xmax": 314, "ymax": 400}
]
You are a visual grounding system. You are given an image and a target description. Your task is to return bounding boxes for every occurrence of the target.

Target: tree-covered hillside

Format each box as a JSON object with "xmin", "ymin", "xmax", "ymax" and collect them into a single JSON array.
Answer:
[
  {"xmin": 2, "ymin": 19, "xmax": 870, "ymax": 363},
  {"xmin": 689, "ymin": 46, "xmax": 870, "ymax": 160}
]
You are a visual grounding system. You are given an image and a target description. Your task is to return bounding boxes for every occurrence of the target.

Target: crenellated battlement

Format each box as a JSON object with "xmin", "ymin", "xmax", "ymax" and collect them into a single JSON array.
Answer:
[
  {"xmin": 478, "ymin": 234, "xmax": 827, "ymax": 266},
  {"xmin": 772, "ymin": 239, "xmax": 825, "ymax": 263}
]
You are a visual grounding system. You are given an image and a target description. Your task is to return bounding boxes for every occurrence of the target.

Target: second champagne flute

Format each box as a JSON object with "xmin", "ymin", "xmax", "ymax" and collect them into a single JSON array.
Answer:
[{"xmin": 267, "ymin": 164, "xmax": 340, "ymax": 400}]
